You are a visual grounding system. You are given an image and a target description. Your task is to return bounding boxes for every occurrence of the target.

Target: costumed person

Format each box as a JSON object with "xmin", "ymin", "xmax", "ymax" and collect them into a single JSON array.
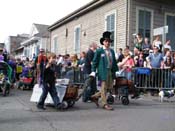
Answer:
[{"xmin": 90, "ymin": 31, "xmax": 118, "ymax": 110}]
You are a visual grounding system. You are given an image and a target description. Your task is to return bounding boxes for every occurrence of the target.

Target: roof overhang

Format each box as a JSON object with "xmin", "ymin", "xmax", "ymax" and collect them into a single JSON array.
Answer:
[
  {"xmin": 21, "ymin": 36, "xmax": 40, "ymax": 46},
  {"xmin": 14, "ymin": 46, "xmax": 24, "ymax": 52},
  {"xmin": 48, "ymin": 0, "xmax": 113, "ymax": 31},
  {"xmin": 150, "ymin": 0, "xmax": 175, "ymax": 5}
]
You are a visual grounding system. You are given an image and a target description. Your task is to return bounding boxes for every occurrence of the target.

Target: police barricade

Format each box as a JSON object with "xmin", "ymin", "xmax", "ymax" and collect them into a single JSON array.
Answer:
[
  {"xmin": 60, "ymin": 66, "xmax": 86, "ymax": 86},
  {"xmin": 133, "ymin": 67, "xmax": 175, "ymax": 90}
]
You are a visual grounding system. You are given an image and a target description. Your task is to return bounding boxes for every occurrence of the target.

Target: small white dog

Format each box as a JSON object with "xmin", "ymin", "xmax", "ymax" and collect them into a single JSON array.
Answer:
[{"xmin": 159, "ymin": 90, "xmax": 174, "ymax": 102}]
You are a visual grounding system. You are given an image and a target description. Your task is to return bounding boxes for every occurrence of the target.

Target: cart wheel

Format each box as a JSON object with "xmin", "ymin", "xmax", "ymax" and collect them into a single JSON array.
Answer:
[
  {"xmin": 21, "ymin": 85, "xmax": 25, "ymax": 90},
  {"xmin": 107, "ymin": 95, "xmax": 114, "ymax": 105},
  {"xmin": 121, "ymin": 96, "xmax": 129, "ymax": 105},
  {"xmin": 62, "ymin": 101, "xmax": 68, "ymax": 109},
  {"xmin": 68, "ymin": 100, "xmax": 75, "ymax": 108}
]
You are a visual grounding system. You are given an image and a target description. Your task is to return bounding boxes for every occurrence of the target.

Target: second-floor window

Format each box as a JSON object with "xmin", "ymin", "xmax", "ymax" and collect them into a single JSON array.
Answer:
[
  {"xmin": 137, "ymin": 8, "xmax": 153, "ymax": 40},
  {"xmin": 105, "ymin": 10, "xmax": 116, "ymax": 50}
]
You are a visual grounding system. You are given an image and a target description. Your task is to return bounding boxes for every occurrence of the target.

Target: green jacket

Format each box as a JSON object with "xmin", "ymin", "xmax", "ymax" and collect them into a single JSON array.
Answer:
[{"xmin": 92, "ymin": 47, "xmax": 118, "ymax": 80}]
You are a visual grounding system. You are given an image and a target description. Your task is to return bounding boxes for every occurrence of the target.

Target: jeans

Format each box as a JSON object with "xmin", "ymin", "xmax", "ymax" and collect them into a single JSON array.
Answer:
[{"xmin": 37, "ymin": 83, "xmax": 60, "ymax": 108}]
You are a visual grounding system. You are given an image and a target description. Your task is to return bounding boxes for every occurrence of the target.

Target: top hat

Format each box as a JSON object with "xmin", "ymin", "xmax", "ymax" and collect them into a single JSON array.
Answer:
[{"xmin": 100, "ymin": 31, "xmax": 113, "ymax": 45}]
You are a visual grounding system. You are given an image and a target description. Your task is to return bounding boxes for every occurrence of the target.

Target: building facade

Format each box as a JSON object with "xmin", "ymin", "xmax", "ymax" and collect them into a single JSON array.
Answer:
[
  {"xmin": 20, "ymin": 23, "xmax": 50, "ymax": 59},
  {"xmin": 48, "ymin": 0, "xmax": 175, "ymax": 55},
  {"xmin": 6, "ymin": 34, "xmax": 29, "ymax": 56}
]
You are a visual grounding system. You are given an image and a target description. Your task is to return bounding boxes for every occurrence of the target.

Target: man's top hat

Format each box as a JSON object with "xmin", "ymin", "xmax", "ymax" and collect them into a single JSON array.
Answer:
[{"xmin": 100, "ymin": 31, "xmax": 113, "ymax": 45}]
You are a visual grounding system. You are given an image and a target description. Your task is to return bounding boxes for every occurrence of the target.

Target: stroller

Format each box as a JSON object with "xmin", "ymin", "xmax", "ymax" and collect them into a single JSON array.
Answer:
[
  {"xmin": 106, "ymin": 69, "xmax": 130, "ymax": 105},
  {"xmin": 55, "ymin": 79, "xmax": 79, "ymax": 109},
  {"xmin": 18, "ymin": 66, "xmax": 34, "ymax": 90},
  {"xmin": 0, "ymin": 61, "xmax": 12, "ymax": 96},
  {"xmin": 113, "ymin": 76, "xmax": 130, "ymax": 105}
]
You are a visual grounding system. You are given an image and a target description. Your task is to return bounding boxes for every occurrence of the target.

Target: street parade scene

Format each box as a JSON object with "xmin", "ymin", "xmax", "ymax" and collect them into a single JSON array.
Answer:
[{"xmin": 0, "ymin": 0, "xmax": 175, "ymax": 131}]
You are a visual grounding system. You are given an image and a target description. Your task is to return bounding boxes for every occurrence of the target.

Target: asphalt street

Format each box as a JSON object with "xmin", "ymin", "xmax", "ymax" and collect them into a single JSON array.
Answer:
[{"xmin": 0, "ymin": 88, "xmax": 175, "ymax": 131}]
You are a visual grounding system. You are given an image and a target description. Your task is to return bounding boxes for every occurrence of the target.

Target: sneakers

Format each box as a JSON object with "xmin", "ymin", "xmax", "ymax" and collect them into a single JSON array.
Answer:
[
  {"xmin": 37, "ymin": 105, "xmax": 46, "ymax": 110},
  {"xmin": 103, "ymin": 104, "xmax": 113, "ymax": 111},
  {"xmin": 131, "ymin": 94, "xmax": 140, "ymax": 99}
]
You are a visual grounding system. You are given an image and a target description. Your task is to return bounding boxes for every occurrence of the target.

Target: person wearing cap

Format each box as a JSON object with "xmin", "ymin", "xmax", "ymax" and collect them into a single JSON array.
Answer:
[
  {"xmin": 147, "ymin": 44, "xmax": 164, "ymax": 69},
  {"xmin": 37, "ymin": 48, "xmax": 47, "ymax": 85},
  {"xmin": 147, "ymin": 44, "xmax": 164, "ymax": 88},
  {"xmin": 90, "ymin": 31, "xmax": 118, "ymax": 110}
]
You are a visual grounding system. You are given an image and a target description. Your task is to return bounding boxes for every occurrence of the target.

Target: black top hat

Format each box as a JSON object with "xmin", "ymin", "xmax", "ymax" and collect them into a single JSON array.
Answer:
[{"xmin": 100, "ymin": 31, "xmax": 113, "ymax": 45}]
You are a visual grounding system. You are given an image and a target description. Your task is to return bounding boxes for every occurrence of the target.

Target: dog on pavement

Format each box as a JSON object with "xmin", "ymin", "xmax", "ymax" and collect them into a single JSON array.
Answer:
[{"xmin": 158, "ymin": 90, "xmax": 174, "ymax": 102}]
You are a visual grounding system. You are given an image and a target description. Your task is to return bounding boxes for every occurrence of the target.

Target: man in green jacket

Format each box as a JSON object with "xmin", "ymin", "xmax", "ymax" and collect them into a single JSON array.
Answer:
[{"xmin": 90, "ymin": 31, "xmax": 118, "ymax": 110}]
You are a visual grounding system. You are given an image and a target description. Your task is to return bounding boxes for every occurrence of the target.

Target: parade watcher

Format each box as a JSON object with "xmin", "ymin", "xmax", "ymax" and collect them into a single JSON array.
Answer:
[
  {"xmin": 118, "ymin": 49, "xmax": 135, "ymax": 80},
  {"xmin": 163, "ymin": 50, "xmax": 172, "ymax": 63},
  {"xmin": 147, "ymin": 44, "xmax": 164, "ymax": 88},
  {"xmin": 16, "ymin": 58, "xmax": 24, "ymax": 81},
  {"xmin": 164, "ymin": 39, "xmax": 172, "ymax": 51},
  {"xmin": 147, "ymin": 44, "xmax": 164, "ymax": 69},
  {"xmin": 163, "ymin": 56, "xmax": 172, "ymax": 88},
  {"xmin": 116, "ymin": 48, "xmax": 124, "ymax": 62},
  {"xmin": 171, "ymin": 52, "xmax": 175, "ymax": 86},
  {"xmin": 134, "ymin": 33, "xmax": 143, "ymax": 56},
  {"xmin": 65, "ymin": 54, "xmax": 79, "ymax": 82},
  {"xmin": 78, "ymin": 51, "xmax": 86, "ymax": 71},
  {"xmin": 8, "ymin": 56, "xmax": 16, "ymax": 88},
  {"xmin": 135, "ymin": 52, "xmax": 146, "ymax": 67},
  {"xmin": 142, "ymin": 37, "xmax": 152, "ymax": 58},
  {"xmin": 37, "ymin": 48, "xmax": 47, "ymax": 84}
]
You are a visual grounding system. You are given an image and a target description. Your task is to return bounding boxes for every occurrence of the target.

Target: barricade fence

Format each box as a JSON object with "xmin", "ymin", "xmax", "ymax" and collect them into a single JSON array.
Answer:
[
  {"xmin": 57, "ymin": 65, "xmax": 175, "ymax": 90},
  {"xmin": 57, "ymin": 66, "xmax": 86, "ymax": 86},
  {"xmin": 133, "ymin": 67, "xmax": 175, "ymax": 90}
]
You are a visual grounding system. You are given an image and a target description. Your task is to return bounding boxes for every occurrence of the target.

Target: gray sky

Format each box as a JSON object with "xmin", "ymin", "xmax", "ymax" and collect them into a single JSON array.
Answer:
[{"xmin": 0, "ymin": 0, "xmax": 92, "ymax": 42}]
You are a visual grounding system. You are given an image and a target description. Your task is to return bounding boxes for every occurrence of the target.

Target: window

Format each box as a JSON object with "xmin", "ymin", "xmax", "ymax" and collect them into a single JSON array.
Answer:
[
  {"xmin": 74, "ymin": 25, "xmax": 81, "ymax": 54},
  {"xmin": 165, "ymin": 13, "xmax": 175, "ymax": 50},
  {"xmin": 105, "ymin": 10, "xmax": 116, "ymax": 50},
  {"xmin": 136, "ymin": 7, "xmax": 153, "ymax": 41}
]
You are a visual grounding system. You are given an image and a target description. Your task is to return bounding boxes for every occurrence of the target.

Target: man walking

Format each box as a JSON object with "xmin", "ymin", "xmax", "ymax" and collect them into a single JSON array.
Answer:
[
  {"xmin": 90, "ymin": 31, "xmax": 118, "ymax": 110},
  {"xmin": 82, "ymin": 42, "xmax": 97, "ymax": 102}
]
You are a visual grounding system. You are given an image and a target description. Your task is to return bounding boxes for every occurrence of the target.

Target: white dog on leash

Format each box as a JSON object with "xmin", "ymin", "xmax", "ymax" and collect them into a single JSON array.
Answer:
[{"xmin": 159, "ymin": 90, "xmax": 174, "ymax": 102}]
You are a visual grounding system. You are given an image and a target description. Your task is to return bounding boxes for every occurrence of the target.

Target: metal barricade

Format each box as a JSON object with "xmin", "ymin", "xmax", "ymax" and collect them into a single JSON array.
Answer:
[
  {"xmin": 59, "ymin": 66, "xmax": 86, "ymax": 86},
  {"xmin": 133, "ymin": 67, "xmax": 175, "ymax": 90}
]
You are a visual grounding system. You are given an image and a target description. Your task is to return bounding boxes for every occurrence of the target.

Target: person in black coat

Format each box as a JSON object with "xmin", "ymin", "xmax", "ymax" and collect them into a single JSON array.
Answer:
[
  {"xmin": 82, "ymin": 42, "xmax": 98, "ymax": 102},
  {"xmin": 37, "ymin": 53, "xmax": 61, "ymax": 110}
]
